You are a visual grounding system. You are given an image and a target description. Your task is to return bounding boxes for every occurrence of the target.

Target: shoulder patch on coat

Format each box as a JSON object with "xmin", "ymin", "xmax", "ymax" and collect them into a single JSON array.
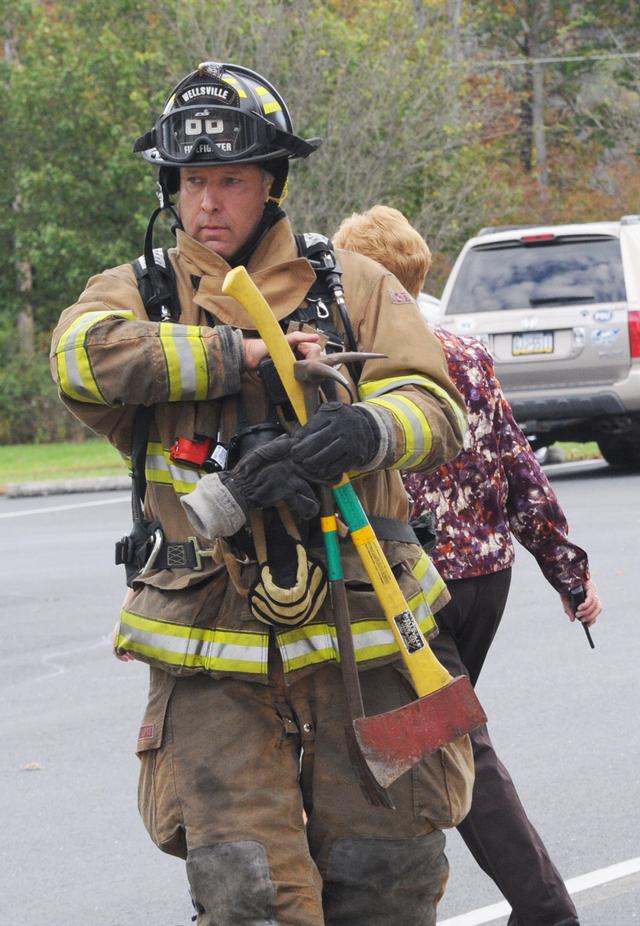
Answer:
[
  {"xmin": 138, "ymin": 724, "xmax": 154, "ymax": 740},
  {"xmin": 389, "ymin": 291, "xmax": 414, "ymax": 304}
]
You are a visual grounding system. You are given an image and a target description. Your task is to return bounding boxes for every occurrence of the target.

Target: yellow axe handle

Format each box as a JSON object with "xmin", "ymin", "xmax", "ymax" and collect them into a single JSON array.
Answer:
[
  {"xmin": 222, "ymin": 265, "xmax": 451, "ymax": 696},
  {"xmin": 223, "ymin": 267, "xmax": 308, "ymax": 425}
]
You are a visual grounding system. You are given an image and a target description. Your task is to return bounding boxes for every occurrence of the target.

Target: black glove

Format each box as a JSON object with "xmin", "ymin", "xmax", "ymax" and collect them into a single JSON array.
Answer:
[
  {"xmin": 221, "ymin": 434, "xmax": 319, "ymax": 521},
  {"xmin": 290, "ymin": 402, "xmax": 381, "ymax": 482}
]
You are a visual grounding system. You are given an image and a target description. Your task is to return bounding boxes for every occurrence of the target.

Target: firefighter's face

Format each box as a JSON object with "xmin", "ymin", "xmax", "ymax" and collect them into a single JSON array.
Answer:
[{"xmin": 179, "ymin": 164, "xmax": 271, "ymax": 259}]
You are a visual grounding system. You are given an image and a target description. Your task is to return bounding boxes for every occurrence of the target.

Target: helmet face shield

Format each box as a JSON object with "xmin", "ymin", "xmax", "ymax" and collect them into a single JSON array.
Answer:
[{"xmin": 157, "ymin": 105, "xmax": 277, "ymax": 163}]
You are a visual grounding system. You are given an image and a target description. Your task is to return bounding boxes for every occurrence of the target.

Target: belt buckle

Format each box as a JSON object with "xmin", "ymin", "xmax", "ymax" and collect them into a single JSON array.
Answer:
[
  {"xmin": 138, "ymin": 528, "xmax": 164, "ymax": 578},
  {"xmin": 189, "ymin": 536, "xmax": 215, "ymax": 571}
]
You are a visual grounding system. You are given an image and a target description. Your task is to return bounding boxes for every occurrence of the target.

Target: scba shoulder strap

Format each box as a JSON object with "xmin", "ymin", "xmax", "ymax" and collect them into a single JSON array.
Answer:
[
  {"xmin": 118, "ymin": 235, "xmax": 363, "ymax": 578},
  {"xmin": 131, "ymin": 236, "xmax": 357, "ymax": 361},
  {"xmin": 115, "ymin": 249, "xmax": 180, "ymax": 585},
  {"xmin": 132, "ymin": 248, "xmax": 181, "ymax": 323},
  {"xmin": 294, "ymin": 233, "xmax": 363, "ymax": 384}
]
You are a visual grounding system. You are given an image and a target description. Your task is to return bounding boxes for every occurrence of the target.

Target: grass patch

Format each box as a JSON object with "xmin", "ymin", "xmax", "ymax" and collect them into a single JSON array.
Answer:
[
  {"xmin": 0, "ymin": 437, "xmax": 603, "ymax": 491},
  {"xmin": 554, "ymin": 441, "xmax": 601, "ymax": 462},
  {"xmin": 0, "ymin": 439, "xmax": 127, "ymax": 487}
]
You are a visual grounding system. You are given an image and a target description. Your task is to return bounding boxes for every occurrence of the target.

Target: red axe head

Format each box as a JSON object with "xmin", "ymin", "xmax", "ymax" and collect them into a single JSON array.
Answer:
[{"xmin": 352, "ymin": 675, "xmax": 486, "ymax": 789}]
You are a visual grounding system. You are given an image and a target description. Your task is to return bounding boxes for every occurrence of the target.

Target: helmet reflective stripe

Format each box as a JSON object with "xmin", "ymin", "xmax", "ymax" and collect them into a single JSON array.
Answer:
[
  {"xmin": 255, "ymin": 84, "xmax": 282, "ymax": 116},
  {"xmin": 117, "ymin": 611, "xmax": 268, "ymax": 674},
  {"xmin": 162, "ymin": 93, "xmax": 177, "ymax": 116},
  {"xmin": 159, "ymin": 322, "xmax": 210, "ymax": 402},
  {"xmin": 359, "ymin": 373, "xmax": 468, "ymax": 440},
  {"xmin": 56, "ymin": 309, "xmax": 135, "ymax": 404},
  {"xmin": 366, "ymin": 393, "xmax": 432, "ymax": 468},
  {"xmin": 221, "ymin": 75, "xmax": 248, "ymax": 98},
  {"xmin": 145, "ymin": 442, "xmax": 201, "ymax": 494}
]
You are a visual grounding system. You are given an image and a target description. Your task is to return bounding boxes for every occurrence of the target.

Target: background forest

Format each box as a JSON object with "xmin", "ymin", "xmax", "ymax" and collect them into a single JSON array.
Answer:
[{"xmin": 2, "ymin": 0, "xmax": 639, "ymax": 443}]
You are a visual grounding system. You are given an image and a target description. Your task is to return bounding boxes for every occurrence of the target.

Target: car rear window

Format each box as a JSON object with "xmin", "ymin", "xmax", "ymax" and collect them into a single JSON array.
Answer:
[{"xmin": 445, "ymin": 235, "xmax": 626, "ymax": 314}]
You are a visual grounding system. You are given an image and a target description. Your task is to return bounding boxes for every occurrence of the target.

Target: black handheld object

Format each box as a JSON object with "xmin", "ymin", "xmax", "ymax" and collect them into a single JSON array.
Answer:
[{"xmin": 569, "ymin": 585, "xmax": 595, "ymax": 649}]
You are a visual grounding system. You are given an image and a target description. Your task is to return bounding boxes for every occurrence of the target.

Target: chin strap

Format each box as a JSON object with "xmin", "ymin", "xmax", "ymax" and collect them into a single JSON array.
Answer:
[
  {"xmin": 228, "ymin": 158, "xmax": 290, "ymax": 267},
  {"xmin": 228, "ymin": 202, "xmax": 286, "ymax": 268}
]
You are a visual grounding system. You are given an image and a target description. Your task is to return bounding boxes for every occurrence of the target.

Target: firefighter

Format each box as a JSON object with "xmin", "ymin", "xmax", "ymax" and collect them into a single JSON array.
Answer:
[{"xmin": 51, "ymin": 62, "xmax": 471, "ymax": 925}]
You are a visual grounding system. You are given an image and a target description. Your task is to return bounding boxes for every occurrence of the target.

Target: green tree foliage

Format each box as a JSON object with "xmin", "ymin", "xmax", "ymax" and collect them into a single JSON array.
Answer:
[
  {"xmin": 4, "ymin": 0, "xmax": 174, "ymax": 333},
  {"xmin": 460, "ymin": 0, "xmax": 640, "ymax": 219},
  {"xmin": 0, "ymin": 0, "xmax": 638, "ymax": 442}
]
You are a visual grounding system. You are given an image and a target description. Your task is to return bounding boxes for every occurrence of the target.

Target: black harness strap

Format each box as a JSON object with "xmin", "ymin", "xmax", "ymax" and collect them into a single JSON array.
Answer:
[
  {"xmin": 294, "ymin": 233, "xmax": 363, "ymax": 384},
  {"xmin": 115, "ymin": 404, "xmax": 161, "ymax": 586},
  {"xmin": 118, "ymin": 233, "xmax": 370, "ymax": 583},
  {"xmin": 130, "ymin": 405, "xmax": 152, "ymax": 516},
  {"xmin": 132, "ymin": 247, "xmax": 181, "ymax": 323}
]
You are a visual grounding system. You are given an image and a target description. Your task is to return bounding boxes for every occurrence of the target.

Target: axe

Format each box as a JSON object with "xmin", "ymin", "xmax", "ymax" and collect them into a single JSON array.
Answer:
[
  {"xmin": 222, "ymin": 266, "xmax": 487, "ymax": 790},
  {"xmin": 296, "ymin": 355, "xmax": 395, "ymax": 807}
]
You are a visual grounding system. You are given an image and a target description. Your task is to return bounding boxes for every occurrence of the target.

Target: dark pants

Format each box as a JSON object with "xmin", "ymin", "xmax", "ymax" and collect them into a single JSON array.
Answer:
[{"xmin": 431, "ymin": 568, "xmax": 579, "ymax": 926}]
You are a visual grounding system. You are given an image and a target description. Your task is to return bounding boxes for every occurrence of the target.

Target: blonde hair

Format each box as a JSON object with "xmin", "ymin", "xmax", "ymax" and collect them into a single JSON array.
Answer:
[{"xmin": 332, "ymin": 205, "xmax": 431, "ymax": 299}]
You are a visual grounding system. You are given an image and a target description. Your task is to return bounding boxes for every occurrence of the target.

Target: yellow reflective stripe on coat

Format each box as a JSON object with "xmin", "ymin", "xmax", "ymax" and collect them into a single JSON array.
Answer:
[
  {"xmin": 116, "ymin": 550, "xmax": 443, "ymax": 677},
  {"xmin": 412, "ymin": 549, "xmax": 447, "ymax": 608},
  {"xmin": 359, "ymin": 374, "xmax": 467, "ymax": 439},
  {"xmin": 278, "ymin": 608, "xmax": 438, "ymax": 673},
  {"xmin": 56, "ymin": 310, "xmax": 135, "ymax": 404},
  {"xmin": 145, "ymin": 441, "xmax": 201, "ymax": 494},
  {"xmin": 279, "ymin": 553, "xmax": 440, "ymax": 672},
  {"xmin": 117, "ymin": 611, "xmax": 268, "ymax": 674},
  {"xmin": 365, "ymin": 394, "xmax": 432, "ymax": 468},
  {"xmin": 159, "ymin": 323, "xmax": 210, "ymax": 402}
]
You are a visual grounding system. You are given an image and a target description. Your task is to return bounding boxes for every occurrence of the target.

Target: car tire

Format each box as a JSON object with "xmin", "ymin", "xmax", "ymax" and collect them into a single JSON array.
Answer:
[{"xmin": 597, "ymin": 434, "xmax": 640, "ymax": 468}]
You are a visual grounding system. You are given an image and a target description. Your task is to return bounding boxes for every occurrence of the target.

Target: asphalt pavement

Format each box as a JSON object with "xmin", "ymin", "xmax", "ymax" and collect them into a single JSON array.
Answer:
[{"xmin": 1, "ymin": 459, "xmax": 639, "ymax": 925}]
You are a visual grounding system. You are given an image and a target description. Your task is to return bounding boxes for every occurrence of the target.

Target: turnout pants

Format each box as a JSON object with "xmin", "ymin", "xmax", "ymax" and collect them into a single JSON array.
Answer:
[
  {"xmin": 137, "ymin": 653, "xmax": 451, "ymax": 925},
  {"xmin": 431, "ymin": 568, "xmax": 579, "ymax": 926}
]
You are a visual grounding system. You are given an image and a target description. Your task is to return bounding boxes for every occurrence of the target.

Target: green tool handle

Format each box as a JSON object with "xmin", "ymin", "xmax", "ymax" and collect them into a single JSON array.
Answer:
[{"xmin": 221, "ymin": 265, "xmax": 452, "ymax": 697}]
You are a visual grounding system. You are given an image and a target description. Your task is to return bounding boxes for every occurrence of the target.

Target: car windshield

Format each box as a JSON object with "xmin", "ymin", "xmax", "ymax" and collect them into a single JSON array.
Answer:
[{"xmin": 446, "ymin": 235, "xmax": 626, "ymax": 314}]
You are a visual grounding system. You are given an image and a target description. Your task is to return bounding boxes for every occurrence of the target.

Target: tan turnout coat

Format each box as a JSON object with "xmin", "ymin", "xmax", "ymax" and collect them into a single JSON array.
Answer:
[{"xmin": 51, "ymin": 218, "xmax": 467, "ymax": 751}]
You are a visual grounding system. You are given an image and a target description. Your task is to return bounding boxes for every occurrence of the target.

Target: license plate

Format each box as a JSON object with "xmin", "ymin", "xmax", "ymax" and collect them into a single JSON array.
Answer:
[{"xmin": 512, "ymin": 331, "xmax": 554, "ymax": 355}]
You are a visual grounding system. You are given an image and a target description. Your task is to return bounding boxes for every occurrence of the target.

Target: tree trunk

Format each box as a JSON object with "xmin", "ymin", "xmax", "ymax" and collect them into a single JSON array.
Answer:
[
  {"xmin": 17, "ymin": 260, "xmax": 35, "ymax": 357},
  {"xmin": 529, "ymin": 1, "xmax": 549, "ymax": 194},
  {"xmin": 448, "ymin": 0, "xmax": 463, "ymax": 62}
]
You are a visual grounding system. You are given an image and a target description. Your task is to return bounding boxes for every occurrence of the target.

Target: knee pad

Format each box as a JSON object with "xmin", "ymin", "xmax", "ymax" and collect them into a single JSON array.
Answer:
[
  {"xmin": 187, "ymin": 841, "xmax": 277, "ymax": 926},
  {"xmin": 324, "ymin": 832, "xmax": 448, "ymax": 926}
]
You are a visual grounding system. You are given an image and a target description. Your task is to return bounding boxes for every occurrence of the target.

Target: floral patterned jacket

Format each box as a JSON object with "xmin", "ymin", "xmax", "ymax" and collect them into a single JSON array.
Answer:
[{"xmin": 403, "ymin": 327, "xmax": 589, "ymax": 592}]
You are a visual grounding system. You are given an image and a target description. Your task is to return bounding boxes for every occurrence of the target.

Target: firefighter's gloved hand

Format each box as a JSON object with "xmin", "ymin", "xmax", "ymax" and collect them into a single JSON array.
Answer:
[
  {"xmin": 226, "ymin": 434, "xmax": 319, "ymax": 520},
  {"xmin": 290, "ymin": 402, "xmax": 381, "ymax": 482},
  {"xmin": 181, "ymin": 435, "xmax": 319, "ymax": 541}
]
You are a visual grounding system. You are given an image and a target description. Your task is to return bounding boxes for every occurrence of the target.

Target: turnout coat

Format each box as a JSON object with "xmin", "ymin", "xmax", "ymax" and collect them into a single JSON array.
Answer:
[{"xmin": 51, "ymin": 217, "xmax": 466, "ymax": 750}]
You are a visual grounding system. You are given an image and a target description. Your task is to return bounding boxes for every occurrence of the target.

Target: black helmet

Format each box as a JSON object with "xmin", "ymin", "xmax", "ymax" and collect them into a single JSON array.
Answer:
[
  {"xmin": 134, "ymin": 62, "xmax": 320, "ymax": 271},
  {"xmin": 134, "ymin": 61, "xmax": 321, "ymax": 173}
]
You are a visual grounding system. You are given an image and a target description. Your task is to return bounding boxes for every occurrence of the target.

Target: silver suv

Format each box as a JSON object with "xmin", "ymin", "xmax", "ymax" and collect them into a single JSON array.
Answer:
[{"xmin": 438, "ymin": 216, "xmax": 640, "ymax": 466}]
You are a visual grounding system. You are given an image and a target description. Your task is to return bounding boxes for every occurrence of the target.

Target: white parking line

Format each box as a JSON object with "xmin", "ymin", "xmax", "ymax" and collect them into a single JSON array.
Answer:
[
  {"xmin": 36, "ymin": 635, "xmax": 111, "ymax": 682},
  {"xmin": 0, "ymin": 496, "xmax": 129, "ymax": 518},
  {"xmin": 438, "ymin": 856, "xmax": 640, "ymax": 925}
]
